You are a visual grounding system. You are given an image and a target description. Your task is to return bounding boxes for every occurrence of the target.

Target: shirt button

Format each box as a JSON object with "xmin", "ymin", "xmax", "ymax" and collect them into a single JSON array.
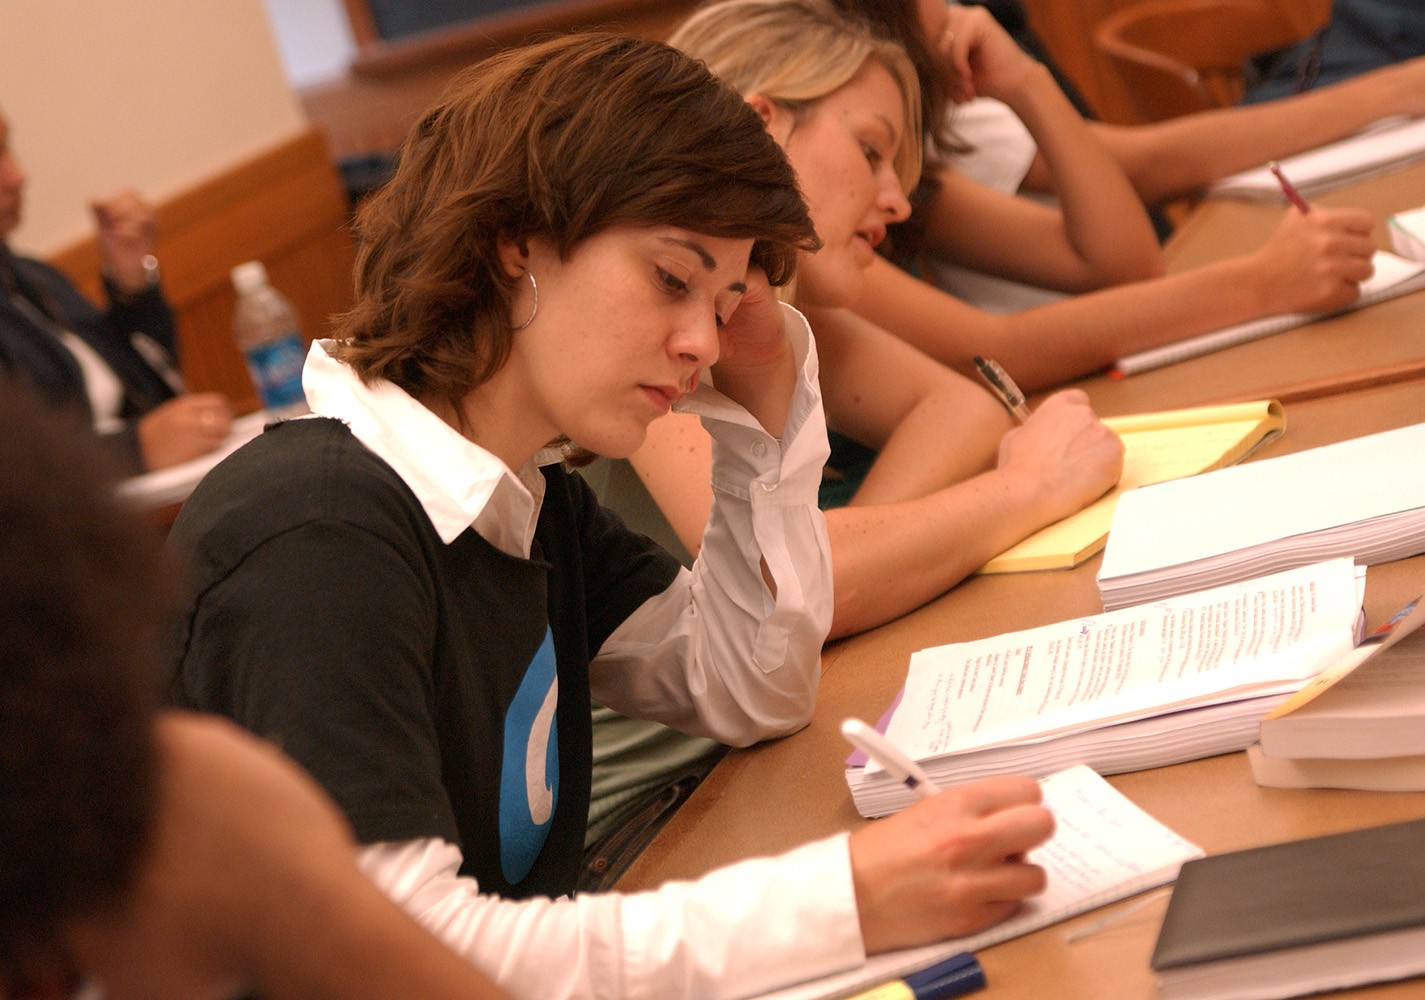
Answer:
[{"xmin": 751, "ymin": 441, "xmax": 768, "ymax": 458}]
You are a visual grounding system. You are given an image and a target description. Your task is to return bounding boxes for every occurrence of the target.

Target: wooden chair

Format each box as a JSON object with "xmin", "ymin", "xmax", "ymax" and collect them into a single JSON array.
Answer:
[{"xmin": 1094, "ymin": 0, "xmax": 1328, "ymax": 123}]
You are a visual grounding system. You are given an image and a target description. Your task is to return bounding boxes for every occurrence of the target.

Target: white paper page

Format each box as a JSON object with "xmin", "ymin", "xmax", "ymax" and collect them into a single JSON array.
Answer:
[
  {"xmin": 885, "ymin": 560, "xmax": 1360, "ymax": 761},
  {"xmin": 753, "ymin": 766, "xmax": 1203, "ymax": 1000},
  {"xmin": 116, "ymin": 409, "xmax": 270, "ymax": 509},
  {"xmin": 1212, "ymin": 115, "xmax": 1425, "ymax": 195},
  {"xmin": 1099, "ymin": 421, "xmax": 1425, "ymax": 582}
]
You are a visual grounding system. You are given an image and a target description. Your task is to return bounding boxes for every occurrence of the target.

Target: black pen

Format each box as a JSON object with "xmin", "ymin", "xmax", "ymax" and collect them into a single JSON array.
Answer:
[{"xmin": 972, "ymin": 355, "xmax": 1031, "ymax": 423}]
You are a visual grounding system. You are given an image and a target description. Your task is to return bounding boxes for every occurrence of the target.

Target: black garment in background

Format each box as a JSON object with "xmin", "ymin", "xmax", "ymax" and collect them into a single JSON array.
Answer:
[
  {"xmin": 1245, "ymin": 0, "xmax": 1425, "ymax": 102},
  {"xmin": 0, "ymin": 245, "xmax": 180, "ymax": 474}
]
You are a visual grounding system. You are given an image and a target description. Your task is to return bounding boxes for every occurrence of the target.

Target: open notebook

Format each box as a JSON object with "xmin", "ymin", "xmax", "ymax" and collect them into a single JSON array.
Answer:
[
  {"xmin": 1111, "ymin": 251, "xmax": 1425, "ymax": 377},
  {"xmin": 756, "ymin": 766, "xmax": 1202, "ymax": 1000},
  {"xmin": 979, "ymin": 400, "xmax": 1284, "ymax": 573},
  {"xmin": 1212, "ymin": 115, "xmax": 1425, "ymax": 201}
]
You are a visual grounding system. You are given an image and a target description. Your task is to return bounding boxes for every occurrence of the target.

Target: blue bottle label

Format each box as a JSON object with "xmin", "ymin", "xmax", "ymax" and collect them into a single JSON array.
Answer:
[{"xmin": 243, "ymin": 334, "xmax": 307, "ymax": 410}]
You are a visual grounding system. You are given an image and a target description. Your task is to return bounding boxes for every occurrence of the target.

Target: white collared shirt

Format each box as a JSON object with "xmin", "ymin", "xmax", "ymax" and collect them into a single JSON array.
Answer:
[{"xmin": 305, "ymin": 306, "xmax": 862, "ymax": 999}]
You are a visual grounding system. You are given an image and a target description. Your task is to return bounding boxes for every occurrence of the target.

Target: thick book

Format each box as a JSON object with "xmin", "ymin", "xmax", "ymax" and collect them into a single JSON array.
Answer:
[
  {"xmin": 1211, "ymin": 115, "xmax": 1425, "ymax": 201},
  {"xmin": 1097, "ymin": 420, "xmax": 1425, "ymax": 612},
  {"xmin": 757, "ymin": 766, "xmax": 1202, "ymax": 1000},
  {"xmin": 1150, "ymin": 818, "xmax": 1425, "ymax": 1000},
  {"xmin": 1246, "ymin": 744, "xmax": 1425, "ymax": 791},
  {"xmin": 1247, "ymin": 596, "xmax": 1425, "ymax": 790},
  {"xmin": 1111, "ymin": 251, "xmax": 1425, "ymax": 377},
  {"xmin": 979, "ymin": 400, "xmax": 1284, "ymax": 574},
  {"xmin": 846, "ymin": 560, "xmax": 1364, "ymax": 818}
]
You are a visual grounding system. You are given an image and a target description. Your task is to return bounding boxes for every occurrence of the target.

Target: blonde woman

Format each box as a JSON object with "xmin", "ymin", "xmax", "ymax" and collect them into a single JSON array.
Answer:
[
  {"xmin": 630, "ymin": 0, "xmax": 1122, "ymax": 638},
  {"xmin": 834, "ymin": 2, "xmax": 1379, "ymax": 389}
]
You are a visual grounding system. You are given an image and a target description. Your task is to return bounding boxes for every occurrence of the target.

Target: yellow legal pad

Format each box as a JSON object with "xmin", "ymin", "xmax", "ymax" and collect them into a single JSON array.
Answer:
[{"xmin": 978, "ymin": 399, "xmax": 1286, "ymax": 574}]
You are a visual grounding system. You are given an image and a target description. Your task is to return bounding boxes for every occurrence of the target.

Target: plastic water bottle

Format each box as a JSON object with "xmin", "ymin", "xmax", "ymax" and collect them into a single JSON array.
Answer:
[{"xmin": 231, "ymin": 261, "xmax": 307, "ymax": 414}]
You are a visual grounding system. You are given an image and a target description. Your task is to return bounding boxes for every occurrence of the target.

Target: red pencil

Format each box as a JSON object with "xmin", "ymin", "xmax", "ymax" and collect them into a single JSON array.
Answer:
[{"xmin": 1268, "ymin": 160, "xmax": 1311, "ymax": 213}]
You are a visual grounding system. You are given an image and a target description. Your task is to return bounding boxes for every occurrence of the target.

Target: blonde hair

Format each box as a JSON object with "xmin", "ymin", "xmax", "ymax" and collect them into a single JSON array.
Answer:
[{"xmin": 668, "ymin": 0, "xmax": 923, "ymax": 195}]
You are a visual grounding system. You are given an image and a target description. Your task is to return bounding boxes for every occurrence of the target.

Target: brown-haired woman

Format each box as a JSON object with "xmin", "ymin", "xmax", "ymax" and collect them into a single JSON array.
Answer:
[{"xmin": 166, "ymin": 32, "xmax": 1053, "ymax": 999}]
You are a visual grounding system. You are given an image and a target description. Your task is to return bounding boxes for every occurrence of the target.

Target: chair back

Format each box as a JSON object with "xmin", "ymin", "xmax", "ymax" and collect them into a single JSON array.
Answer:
[{"xmin": 1094, "ymin": 0, "xmax": 1323, "ymax": 122}]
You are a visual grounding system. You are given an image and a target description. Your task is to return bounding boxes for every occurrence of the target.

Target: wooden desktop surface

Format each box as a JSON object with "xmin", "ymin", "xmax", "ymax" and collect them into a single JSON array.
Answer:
[
  {"xmin": 1078, "ymin": 160, "xmax": 1425, "ymax": 417},
  {"xmin": 617, "ymin": 165, "xmax": 1425, "ymax": 998}
]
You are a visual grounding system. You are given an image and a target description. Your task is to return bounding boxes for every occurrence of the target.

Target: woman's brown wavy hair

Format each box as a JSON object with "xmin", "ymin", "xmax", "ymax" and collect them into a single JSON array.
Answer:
[{"xmin": 334, "ymin": 32, "xmax": 819, "ymax": 412}]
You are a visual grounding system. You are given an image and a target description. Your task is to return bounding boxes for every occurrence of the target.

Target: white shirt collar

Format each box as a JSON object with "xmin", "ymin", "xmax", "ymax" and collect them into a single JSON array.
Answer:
[{"xmin": 302, "ymin": 340, "xmax": 558, "ymax": 557}]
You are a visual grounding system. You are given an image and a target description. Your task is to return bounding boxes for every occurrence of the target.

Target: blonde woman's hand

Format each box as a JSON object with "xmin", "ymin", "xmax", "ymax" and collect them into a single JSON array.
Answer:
[{"xmin": 995, "ymin": 389, "xmax": 1124, "ymax": 524}]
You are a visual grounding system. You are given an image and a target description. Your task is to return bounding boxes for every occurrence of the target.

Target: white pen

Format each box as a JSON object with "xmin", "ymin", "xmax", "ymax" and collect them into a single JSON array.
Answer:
[{"xmin": 841, "ymin": 718, "xmax": 940, "ymax": 801}]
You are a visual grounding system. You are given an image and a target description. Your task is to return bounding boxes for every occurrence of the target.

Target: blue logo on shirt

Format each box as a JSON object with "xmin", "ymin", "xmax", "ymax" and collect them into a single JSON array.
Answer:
[{"xmin": 498, "ymin": 627, "xmax": 559, "ymax": 884}]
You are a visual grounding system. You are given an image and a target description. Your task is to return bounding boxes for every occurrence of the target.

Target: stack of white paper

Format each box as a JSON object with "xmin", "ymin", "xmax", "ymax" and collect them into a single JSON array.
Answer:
[
  {"xmin": 846, "ymin": 560, "xmax": 1364, "ymax": 819},
  {"xmin": 1097, "ymin": 422, "xmax": 1425, "ymax": 611}
]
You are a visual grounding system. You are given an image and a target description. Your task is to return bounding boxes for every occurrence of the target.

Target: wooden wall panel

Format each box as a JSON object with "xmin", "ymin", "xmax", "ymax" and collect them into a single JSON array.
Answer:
[{"xmin": 49, "ymin": 127, "xmax": 357, "ymax": 414}]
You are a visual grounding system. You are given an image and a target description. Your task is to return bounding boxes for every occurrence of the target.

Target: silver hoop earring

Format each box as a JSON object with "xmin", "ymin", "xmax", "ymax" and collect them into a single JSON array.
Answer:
[{"xmin": 513, "ymin": 269, "xmax": 538, "ymax": 330}]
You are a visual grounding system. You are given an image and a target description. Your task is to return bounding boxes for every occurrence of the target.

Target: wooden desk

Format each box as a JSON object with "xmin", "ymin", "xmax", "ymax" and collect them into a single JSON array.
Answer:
[
  {"xmin": 1076, "ymin": 160, "xmax": 1425, "ymax": 416},
  {"xmin": 619, "ymin": 380, "xmax": 1425, "ymax": 999}
]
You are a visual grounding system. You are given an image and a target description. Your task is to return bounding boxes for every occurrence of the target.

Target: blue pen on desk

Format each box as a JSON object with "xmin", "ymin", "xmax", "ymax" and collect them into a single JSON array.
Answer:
[
  {"xmin": 845, "ymin": 952, "xmax": 987, "ymax": 1000},
  {"xmin": 841, "ymin": 718, "xmax": 939, "ymax": 800}
]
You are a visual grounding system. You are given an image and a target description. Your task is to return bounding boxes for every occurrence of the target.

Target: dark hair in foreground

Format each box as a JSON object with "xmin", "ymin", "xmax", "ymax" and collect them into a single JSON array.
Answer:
[
  {"xmin": 0, "ymin": 387, "xmax": 166, "ymax": 995},
  {"xmin": 335, "ymin": 32, "xmax": 819, "ymax": 412}
]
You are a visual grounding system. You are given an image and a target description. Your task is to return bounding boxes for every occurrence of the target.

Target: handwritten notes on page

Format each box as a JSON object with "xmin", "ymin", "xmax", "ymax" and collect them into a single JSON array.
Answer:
[
  {"xmin": 758, "ymin": 766, "xmax": 1202, "ymax": 1000},
  {"xmin": 848, "ymin": 559, "xmax": 1364, "ymax": 817}
]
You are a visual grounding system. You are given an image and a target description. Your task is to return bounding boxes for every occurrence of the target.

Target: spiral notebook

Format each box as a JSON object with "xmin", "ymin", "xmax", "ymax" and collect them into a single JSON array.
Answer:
[
  {"xmin": 1211, "ymin": 115, "xmax": 1425, "ymax": 201},
  {"xmin": 1111, "ymin": 251, "xmax": 1425, "ymax": 377}
]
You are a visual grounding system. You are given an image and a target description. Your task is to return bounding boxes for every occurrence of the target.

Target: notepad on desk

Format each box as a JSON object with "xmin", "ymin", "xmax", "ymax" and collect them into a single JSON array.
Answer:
[
  {"xmin": 1212, "ymin": 114, "xmax": 1425, "ymax": 201},
  {"xmin": 1111, "ymin": 251, "xmax": 1425, "ymax": 377},
  {"xmin": 1097, "ymin": 420, "xmax": 1425, "ymax": 611},
  {"xmin": 846, "ymin": 559, "xmax": 1364, "ymax": 818},
  {"xmin": 116, "ymin": 409, "xmax": 273, "ymax": 511},
  {"xmin": 757, "ymin": 766, "xmax": 1202, "ymax": 1000},
  {"xmin": 978, "ymin": 400, "xmax": 1285, "ymax": 574}
]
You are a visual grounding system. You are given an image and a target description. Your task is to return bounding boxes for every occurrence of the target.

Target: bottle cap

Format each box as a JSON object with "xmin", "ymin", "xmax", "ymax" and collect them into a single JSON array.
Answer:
[{"xmin": 231, "ymin": 260, "xmax": 269, "ymax": 295}]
